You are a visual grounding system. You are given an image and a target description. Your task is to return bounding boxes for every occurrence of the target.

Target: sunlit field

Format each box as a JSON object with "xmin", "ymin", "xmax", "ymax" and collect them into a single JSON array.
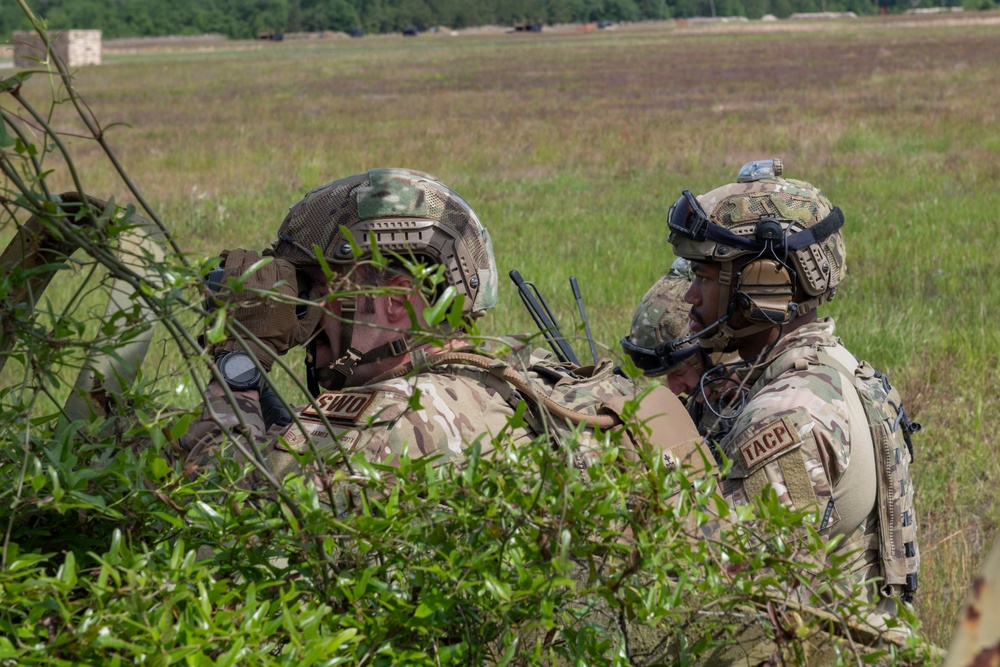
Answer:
[{"xmin": 4, "ymin": 11, "xmax": 1000, "ymax": 645}]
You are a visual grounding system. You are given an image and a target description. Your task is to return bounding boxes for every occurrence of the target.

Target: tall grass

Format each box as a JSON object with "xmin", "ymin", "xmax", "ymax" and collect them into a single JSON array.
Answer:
[{"xmin": 4, "ymin": 12, "xmax": 999, "ymax": 644}]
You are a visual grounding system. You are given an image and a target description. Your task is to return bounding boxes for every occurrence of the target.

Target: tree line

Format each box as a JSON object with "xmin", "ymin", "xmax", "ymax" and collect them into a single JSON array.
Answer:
[{"xmin": 3, "ymin": 0, "xmax": 973, "ymax": 44}]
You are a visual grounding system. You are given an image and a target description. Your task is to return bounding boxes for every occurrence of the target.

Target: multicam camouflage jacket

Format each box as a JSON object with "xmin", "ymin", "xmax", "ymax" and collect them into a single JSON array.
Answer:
[
  {"xmin": 718, "ymin": 317, "xmax": 919, "ymax": 608},
  {"xmin": 181, "ymin": 340, "xmax": 702, "ymax": 514}
]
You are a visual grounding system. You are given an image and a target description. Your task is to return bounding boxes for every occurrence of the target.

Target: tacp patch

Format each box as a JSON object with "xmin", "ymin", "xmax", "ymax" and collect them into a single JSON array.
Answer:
[
  {"xmin": 735, "ymin": 416, "xmax": 801, "ymax": 473},
  {"xmin": 302, "ymin": 389, "xmax": 377, "ymax": 423}
]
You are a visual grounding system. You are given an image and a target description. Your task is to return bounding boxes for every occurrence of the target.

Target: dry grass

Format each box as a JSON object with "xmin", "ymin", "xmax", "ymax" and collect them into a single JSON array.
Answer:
[{"xmin": 3, "ymin": 10, "xmax": 999, "ymax": 645}]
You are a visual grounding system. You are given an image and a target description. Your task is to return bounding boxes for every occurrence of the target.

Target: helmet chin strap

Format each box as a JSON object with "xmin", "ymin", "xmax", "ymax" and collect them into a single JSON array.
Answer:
[
  {"xmin": 312, "ymin": 295, "xmax": 411, "ymax": 391},
  {"xmin": 698, "ymin": 318, "xmax": 775, "ymax": 354},
  {"xmin": 696, "ymin": 258, "xmax": 791, "ymax": 354}
]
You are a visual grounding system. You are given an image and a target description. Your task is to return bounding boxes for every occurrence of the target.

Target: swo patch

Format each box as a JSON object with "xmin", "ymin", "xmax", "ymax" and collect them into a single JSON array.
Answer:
[{"xmin": 302, "ymin": 389, "xmax": 377, "ymax": 423}]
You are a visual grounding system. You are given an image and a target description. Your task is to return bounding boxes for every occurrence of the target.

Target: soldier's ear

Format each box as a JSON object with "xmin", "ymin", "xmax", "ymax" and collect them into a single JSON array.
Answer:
[{"xmin": 384, "ymin": 274, "xmax": 417, "ymax": 324}]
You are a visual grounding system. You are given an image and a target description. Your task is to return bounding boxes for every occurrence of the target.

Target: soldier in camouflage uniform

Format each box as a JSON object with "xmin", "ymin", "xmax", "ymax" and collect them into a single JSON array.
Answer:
[
  {"xmin": 181, "ymin": 168, "xmax": 701, "ymax": 513},
  {"xmin": 665, "ymin": 159, "xmax": 921, "ymax": 625},
  {"xmin": 622, "ymin": 257, "xmax": 703, "ymax": 396},
  {"xmin": 623, "ymin": 258, "xmax": 745, "ymax": 446}
]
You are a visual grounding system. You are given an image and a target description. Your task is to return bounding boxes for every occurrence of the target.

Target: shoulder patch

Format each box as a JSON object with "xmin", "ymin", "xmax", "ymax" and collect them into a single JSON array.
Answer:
[
  {"xmin": 302, "ymin": 389, "xmax": 378, "ymax": 423},
  {"xmin": 735, "ymin": 416, "xmax": 802, "ymax": 473}
]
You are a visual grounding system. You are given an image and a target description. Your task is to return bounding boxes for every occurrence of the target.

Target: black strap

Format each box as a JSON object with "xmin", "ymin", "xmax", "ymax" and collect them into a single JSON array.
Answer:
[
  {"xmin": 784, "ymin": 207, "xmax": 844, "ymax": 251},
  {"xmin": 701, "ymin": 206, "xmax": 844, "ymax": 254},
  {"xmin": 328, "ymin": 337, "xmax": 410, "ymax": 388}
]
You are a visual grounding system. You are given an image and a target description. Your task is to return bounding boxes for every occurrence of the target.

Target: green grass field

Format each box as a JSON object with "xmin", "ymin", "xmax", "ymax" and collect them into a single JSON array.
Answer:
[{"xmin": 4, "ymin": 12, "xmax": 1000, "ymax": 646}]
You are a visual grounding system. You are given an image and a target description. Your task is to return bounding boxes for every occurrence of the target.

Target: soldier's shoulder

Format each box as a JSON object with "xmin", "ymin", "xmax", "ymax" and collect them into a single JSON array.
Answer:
[{"xmin": 367, "ymin": 368, "xmax": 523, "ymax": 463}]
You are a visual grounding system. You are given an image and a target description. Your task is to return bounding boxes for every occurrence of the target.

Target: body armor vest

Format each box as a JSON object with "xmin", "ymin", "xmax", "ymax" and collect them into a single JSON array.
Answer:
[{"xmin": 814, "ymin": 346, "xmax": 921, "ymax": 602}]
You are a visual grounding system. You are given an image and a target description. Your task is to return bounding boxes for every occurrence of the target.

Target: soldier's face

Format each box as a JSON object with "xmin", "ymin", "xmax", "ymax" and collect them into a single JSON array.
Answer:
[
  {"xmin": 303, "ymin": 266, "xmax": 421, "ymax": 388},
  {"xmin": 666, "ymin": 360, "xmax": 703, "ymax": 396},
  {"xmin": 685, "ymin": 261, "xmax": 722, "ymax": 335}
]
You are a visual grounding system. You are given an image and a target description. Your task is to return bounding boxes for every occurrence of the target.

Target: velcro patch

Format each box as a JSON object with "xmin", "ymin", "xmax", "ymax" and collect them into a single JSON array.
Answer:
[
  {"xmin": 281, "ymin": 419, "xmax": 328, "ymax": 448},
  {"xmin": 736, "ymin": 417, "xmax": 801, "ymax": 473},
  {"xmin": 276, "ymin": 417, "xmax": 360, "ymax": 454},
  {"xmin": 302, "ymin": 389, "xmax": 377, "ymax": 423}
]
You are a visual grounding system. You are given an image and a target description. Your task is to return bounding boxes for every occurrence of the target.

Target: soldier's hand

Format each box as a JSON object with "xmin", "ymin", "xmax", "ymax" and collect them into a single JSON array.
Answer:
[{"xmin": 209, "ymin": 249, "xmax": 325, "ymax": 370}]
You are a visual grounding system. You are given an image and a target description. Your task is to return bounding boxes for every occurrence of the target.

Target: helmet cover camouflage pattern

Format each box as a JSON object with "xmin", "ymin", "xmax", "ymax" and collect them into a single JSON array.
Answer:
[
  {"xmin": 622, "ymin": 259, "xmax": 705, "ymax": 376},
  {"xmin": 271, "ymin": 168, "xmax": 498, "ymax": 318},
  {"xmin": 629, "ymin": 260, "xmax": 694, "ymax": 354},
  {"xmin": 670, "ymin": 176, "xmax": 846, "ymax": 307}
]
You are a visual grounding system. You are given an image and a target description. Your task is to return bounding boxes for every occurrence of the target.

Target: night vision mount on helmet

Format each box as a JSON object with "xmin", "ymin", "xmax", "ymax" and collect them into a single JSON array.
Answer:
[{"xmin": 667, "ymin": 159, "xmax": 846, "ymax": 352}]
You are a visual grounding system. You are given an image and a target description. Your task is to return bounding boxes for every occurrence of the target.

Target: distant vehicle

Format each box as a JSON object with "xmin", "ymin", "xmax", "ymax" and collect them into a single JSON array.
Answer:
[
  {"xmin": 597, "ymin": 20, "xmax": 615, "ymax": 29},
  {"xmin": 402, "ymin": 25, "xmax": 418, "ymax": 36},
  {"xmin": 348, "ymin": 28, "xmax": 364, "ymax": 38},
  {"xmin": 257, "ymin": 31, "xmax": 284, "ymax": 41},
  {"xmin": 512, "ymin": 22, "xmax": 542, "ymax": 32}
]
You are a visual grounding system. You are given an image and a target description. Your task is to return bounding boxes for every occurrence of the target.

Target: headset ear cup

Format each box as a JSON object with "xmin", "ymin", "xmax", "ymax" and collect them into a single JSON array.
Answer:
[{"xmin": 735, "ymin": 259, "xmax": 796, "ymax": 324}]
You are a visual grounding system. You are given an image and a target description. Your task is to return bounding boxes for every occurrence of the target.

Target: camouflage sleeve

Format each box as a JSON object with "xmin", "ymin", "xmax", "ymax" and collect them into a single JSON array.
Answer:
[
  {"xmin": 180, "ymin": 384, "xmax": 272, "ymax": 472},
  {"xmin": 359, "ymin": 372, "xmax": 530, "ymax": 466},
  {"xmin": 254, "ymin": 372, "xmax": 530, "ymax": 516},
  {"xmin": 720, "ymin": 367, "xmax": 854, "ymax": 529}
]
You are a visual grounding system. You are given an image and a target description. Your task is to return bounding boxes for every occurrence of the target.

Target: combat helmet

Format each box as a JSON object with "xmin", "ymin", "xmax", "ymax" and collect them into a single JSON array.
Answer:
[
  {"xmin": 621, "ymin": 258, "xmax": 702, "ymax": 376},
  {"xmin": 667, "ymin": 159, "xmax": 846, "ymax": 351},
  {"xmin": 270, "ymin": 168, "xmax": 497, "ymax": 390},
  {"xmin": 271, "ymin": 168, "xmax": 498, "ymax": 319}
]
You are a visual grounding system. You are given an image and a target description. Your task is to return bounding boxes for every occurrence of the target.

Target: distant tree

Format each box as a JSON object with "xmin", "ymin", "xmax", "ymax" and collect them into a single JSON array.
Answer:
[
  {"xmin": 328, "ymin": 0, "xmax": 361, "ymax": 30},
  {"xmin": 545, "ymin": 0, "xmax": 575, "ymax": 22},
  {"xmin": 743, "ymin": 0, "xmax": 770, "ymax": 17},
  {"xmin": 771, "ymin": 0, "xmax": 796, "ymax": 17},
  {"xmin": 715, "ymin": 0, "xmax": 746, "ymax": 14},
  {"xmin": 606, "ymin": 0, "xmax": 642, "ymax": 19},
  {"xmin": 670, "ymin": 0, "xmax": 701, "ymax": 17},
  {"xmin": 636, "ymin": 0, "xmax": 670, "ymax": 18},
  {"xmin": 397, "ymin": 0, "xmax": 433, "ymax": 30},
  {"xmin": 449, "ymin": 0, "xmax": 484, "ymax": 27}
]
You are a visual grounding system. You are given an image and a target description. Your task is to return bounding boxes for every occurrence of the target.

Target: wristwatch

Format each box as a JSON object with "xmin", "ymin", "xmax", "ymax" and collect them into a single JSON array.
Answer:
[{"xmin": 215, "ymin": 350, "xmax": 263, "ymax": 392}]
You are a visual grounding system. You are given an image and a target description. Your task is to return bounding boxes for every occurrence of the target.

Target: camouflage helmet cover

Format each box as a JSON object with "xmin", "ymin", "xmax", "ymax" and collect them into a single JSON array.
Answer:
[
  {"xmin": 622, "ymin": 259, "xmax": 704, "ymax": 376},
  {"xmin": 670, "ymin": 176, "xmax": 846, "ymax": 308},
  {"xmin": 629, "ymin": 260, "xmax": 694, "ymax": 354},
  {"xmin": 271, "ymin": 168, "xmax": 498, "ymax": 318}
]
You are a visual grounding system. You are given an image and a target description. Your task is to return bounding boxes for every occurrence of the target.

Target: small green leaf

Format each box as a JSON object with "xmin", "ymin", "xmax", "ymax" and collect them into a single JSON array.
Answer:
[
  {"xmin": 58, "ymin": 551, "xmax": 77, "ymax": 587},
  {"xmin": 313, "ymin": 245, "xmax": 334, "ymax": 279},
  {"xmin": 446, "ymin": 293, "xmax": 467, "ymax": 329},
  {"xmin": 230, "ymin": 256, "xmax": 272, "ymax": 286},
  {"xmin": 861, "ymin": 651, "xmax": 889, "ymax": 664},
  {"xmin": 338, "ymin": 226, "xmax": 363, "ymax": 259},
  {"xmin": 48, "ymin": 466, "xmax": 63, "ymax": 502},
  {"xmin": 483, "ymin": 574, "xmax": 511, "ymax": 602},
  {"xmin": 367, "ymin": 230, "xmax": 386, "ymax": 268},
  {"xmin": 107, "ymin": 529, "xmax": 123, "ymax": 565},
  {"xmin": 407, "ymin": 387, "xmax": 424, "ymax": 411},
  {"xmin": 423, "ymin": 285, "xmax": 456, "ymax": 327},
  {"xmin": 149, "ymin": 457, "xmax": 171, "ymax": 480},
  {"xmin": 0, "ymin": 72, "xmax": 31, "ymax": 95},
  {"xmin": 206, "ymin": 308, "xmax": 227, "ymax": 344},
  {"xmin": 168, "ymin": 413, "xmax": 195, "ymax": 441},
  {"xmin": 507, "ymin": 400, "xmax": 527, "ymax": 430}
]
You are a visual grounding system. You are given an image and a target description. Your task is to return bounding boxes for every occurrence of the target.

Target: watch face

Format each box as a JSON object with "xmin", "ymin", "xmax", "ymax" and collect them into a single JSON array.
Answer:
[{"xmin": 219, "ymin": 352, "xmax": 261, "ymax": 390}]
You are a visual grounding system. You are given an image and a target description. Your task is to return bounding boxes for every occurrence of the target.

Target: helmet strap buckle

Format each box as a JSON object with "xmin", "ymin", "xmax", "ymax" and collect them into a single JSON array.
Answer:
[{"xmin": 330, "ymin": 347, "xmax": 363, "ymax": 381}]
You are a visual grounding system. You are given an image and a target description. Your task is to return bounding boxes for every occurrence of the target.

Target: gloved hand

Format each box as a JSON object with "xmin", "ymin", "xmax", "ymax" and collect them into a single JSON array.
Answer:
[{"xmin": 209, "ymin": 249, "xmax": 325, "ymax": 370}]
